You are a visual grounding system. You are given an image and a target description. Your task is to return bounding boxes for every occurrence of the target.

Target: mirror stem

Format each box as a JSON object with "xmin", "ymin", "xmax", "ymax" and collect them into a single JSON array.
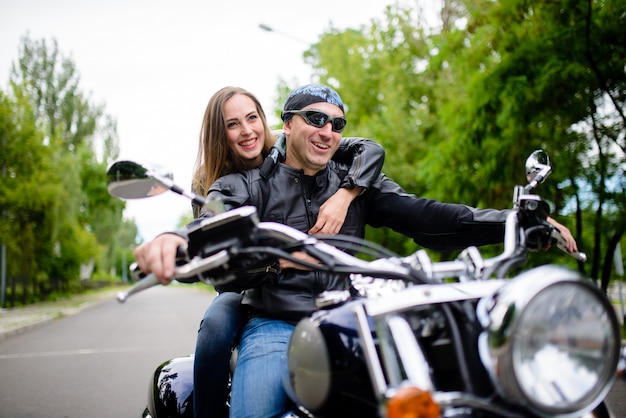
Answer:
[{"xmin": 167, "ymin": 184, "xmax": 207, "ymax": 207}]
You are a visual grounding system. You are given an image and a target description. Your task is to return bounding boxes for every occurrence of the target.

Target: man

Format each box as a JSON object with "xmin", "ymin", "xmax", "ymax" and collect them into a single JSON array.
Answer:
[{"xmin": 135, "ymin": 84, "xmax": 577, "ymax": 417}]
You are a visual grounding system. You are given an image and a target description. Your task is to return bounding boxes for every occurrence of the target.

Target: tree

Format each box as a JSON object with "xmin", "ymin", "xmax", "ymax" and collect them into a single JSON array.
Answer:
[
  {"xmin": 433, "ymin": 0, "xmax": 626, "ymax": 287},
  {"xmin": 301, "ymin": 0, "xmax": 625, "ymax": 286},
  {"xmin": 1, "ymin": 35, "xmax": 128, "ymax": 304},
  {"xmin": 0, "ymin": 89, "xmax": 58, "ymax": 282}
]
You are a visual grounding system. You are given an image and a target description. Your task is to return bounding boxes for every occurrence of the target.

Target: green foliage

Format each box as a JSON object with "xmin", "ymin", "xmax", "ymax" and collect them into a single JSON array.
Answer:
[
  {"xmin": 178, "ymin": 212, "xmax": 194, "ymax": 228},
  {"xmin": 0, "ymin": 35, "xmax": 131, "ymax": 305},
  {"xmin": 302, "ymin": 0, "xmax": 625, "ymax": 285},
  {"xmin": 306, "ymin": 5, "xmax": 434, "ymax": 192},
  {"xmin": 0, "ymin": 90, "xmax": 58, "ymax": 278}
]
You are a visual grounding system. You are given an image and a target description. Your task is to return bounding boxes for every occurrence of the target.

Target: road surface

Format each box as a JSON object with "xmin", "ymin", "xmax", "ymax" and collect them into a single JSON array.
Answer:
[{"xmin": 0, "ymin": 284, "xmax": 213, "ymax": 417}]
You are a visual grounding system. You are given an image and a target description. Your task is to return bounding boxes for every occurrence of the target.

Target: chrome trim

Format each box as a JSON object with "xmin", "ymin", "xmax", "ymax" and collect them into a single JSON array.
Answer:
[
  {"xmin": 315, "ymin": 290, "xmax": 351, "ymax": 308},
  {"xmin": 434, "ymin": 392, "xmax": 526, "ymax": 418},
  {"xmin": 385, "ymin": 315, "xmax": 433, "ymax": 391},
  {"xmin": 400, "ymin": 211, "xmax": 526, "ymax": 283},
  {"xmin": 352, "ymin": 302, "xmax": 388, "ymax": 399},
  {"xmin": 364, "ymin": 280, "xmax": 504, "ymax": 317},
  {"xmin": 256, "ymin": 222, "xmax": 417, "ymax": 278}
]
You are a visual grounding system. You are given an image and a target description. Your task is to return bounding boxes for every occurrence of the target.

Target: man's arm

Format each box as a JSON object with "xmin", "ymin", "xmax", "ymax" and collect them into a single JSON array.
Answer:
[
  {"xmin": 365, "ymin": 174, "xmax": 578, "ymax": 253},
  {"xmin": 364, "ymin": 175, "xmax": 509, "ymax": 252}
]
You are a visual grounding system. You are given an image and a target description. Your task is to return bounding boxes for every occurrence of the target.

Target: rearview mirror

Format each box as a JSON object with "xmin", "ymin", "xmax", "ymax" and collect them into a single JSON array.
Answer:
[
  {"xmin": 524, "ymin": 150, "xmax": 552, "ymax": 193},
  {"xmin": 106, "ymin": 160, "xmax": 173, "ymax": 200}
]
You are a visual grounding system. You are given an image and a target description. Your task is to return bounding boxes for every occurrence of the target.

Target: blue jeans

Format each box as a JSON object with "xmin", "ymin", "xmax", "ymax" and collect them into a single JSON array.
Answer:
[
  {"xmin": 229, "ymin": 317, "xmax": 295, "ymax": 418},
  {"xmin": 193, "ymin": 292, "xmax": 245, "ymax": 418}
]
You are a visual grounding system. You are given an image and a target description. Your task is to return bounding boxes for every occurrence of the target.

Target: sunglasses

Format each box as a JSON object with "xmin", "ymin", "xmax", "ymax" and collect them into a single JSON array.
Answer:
[{"xmin": 284, "ymin": 109, "xmax": 347, "ymax": 133}]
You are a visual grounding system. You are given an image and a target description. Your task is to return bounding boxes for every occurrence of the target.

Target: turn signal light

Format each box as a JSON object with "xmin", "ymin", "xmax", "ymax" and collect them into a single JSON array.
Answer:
[{"xmin": 387, "ymin": 386, "xmax": 440, "ymax": 418}]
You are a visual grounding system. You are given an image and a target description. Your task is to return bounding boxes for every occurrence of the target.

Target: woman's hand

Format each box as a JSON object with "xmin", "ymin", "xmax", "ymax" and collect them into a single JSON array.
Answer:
[
  {"xmin": 309, "ymin": 187, "xmax": 362, "ymax": 235},
  {"xmin": 133, "ymin": 233, "xmax": 188, "ymax": 285}
]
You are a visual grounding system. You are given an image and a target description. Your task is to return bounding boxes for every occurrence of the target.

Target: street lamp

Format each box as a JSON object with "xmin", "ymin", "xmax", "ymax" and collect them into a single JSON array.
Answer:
[{"xmin": 258, "ymin": 23, "xmax": 310, "ymax": 45}]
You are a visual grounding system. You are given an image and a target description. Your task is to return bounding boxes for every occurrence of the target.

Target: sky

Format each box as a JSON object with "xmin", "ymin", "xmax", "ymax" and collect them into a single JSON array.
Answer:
[{"xmin": 0, "ymin": 0, "xmax": 397, "ymax": 241}]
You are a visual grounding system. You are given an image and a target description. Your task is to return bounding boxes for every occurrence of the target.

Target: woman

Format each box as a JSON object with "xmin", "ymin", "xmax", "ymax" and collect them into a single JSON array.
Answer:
[{"xmin": 190, "ymin": 86, "xmax": 386, "ymax": 418}]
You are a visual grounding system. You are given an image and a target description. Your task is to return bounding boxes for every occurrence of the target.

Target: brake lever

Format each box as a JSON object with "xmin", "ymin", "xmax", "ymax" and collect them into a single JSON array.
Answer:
[
  {"xmin": 117, "ymin": 273, "xmax": 159, "ymax": 303},
  {"xmin": 550, "ymin": 228, "xmax": 587, "ymax": 262},
  {"xmin": 116, "ymin": 247, "xmax": 230, "ymax": 303},
  {"xmin": 117, "ymin": 250, "xmax": 231, "ymax": 303}
]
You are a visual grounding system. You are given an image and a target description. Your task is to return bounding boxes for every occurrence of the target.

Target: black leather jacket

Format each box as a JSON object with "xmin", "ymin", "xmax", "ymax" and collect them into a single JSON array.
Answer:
[
  {"xmin": 192, "ymin": 135, "xmax": 384, "ymax": 218},
  {"xmin": 190, "ymin": 144, "xmax": 510, "ymax": 322}
]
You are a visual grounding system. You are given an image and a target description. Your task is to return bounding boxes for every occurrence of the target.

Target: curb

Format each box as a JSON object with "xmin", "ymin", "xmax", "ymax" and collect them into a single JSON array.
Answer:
[
  {"xmin": 0, "ymin": 289, "xmax": 120, "ymax": 342},
  {"xmin": 0, "ymin": 316, "xmax": 58, "ymax": 342}
]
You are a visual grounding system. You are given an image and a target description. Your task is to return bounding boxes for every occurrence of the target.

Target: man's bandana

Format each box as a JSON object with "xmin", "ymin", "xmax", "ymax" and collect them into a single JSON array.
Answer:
[{"xmin": 281, "ymin": 84, "xmax": 344, "ymax": 121}]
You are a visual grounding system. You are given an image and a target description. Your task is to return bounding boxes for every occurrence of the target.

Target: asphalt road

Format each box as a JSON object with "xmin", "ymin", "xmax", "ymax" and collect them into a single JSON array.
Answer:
[
  {"xmin": 0, "ymin": 284, "xmax": 213, "ymax": 418},
  {"xmin": 606, "ymin": 377, "xmax": 626, "ymax": 417},
  {"xmin": 0, "ymin": 283, "xmax": 624, "ymax": 417}
]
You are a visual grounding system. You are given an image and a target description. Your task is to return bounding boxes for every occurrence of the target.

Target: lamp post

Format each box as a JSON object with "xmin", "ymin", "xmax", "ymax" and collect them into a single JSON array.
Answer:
[{"xmin": 258, "ymin": 23, "xmax": 310, "ymax": 46}]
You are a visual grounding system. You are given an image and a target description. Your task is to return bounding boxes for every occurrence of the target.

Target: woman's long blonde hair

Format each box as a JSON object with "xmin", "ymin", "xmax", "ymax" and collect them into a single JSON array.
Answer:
[{"xmin": 192, "ymin": 87, "xmax": 275, "ymax": 198}]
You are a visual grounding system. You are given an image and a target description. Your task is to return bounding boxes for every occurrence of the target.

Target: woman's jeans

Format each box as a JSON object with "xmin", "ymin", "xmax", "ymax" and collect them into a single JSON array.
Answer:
[
  {"xmin": 193, "ymin": 292, "xmax": 245, "ymax": 418},
  {"xmin": 229, "ymin": 317, "xmax": 295, "ymax": 418}
]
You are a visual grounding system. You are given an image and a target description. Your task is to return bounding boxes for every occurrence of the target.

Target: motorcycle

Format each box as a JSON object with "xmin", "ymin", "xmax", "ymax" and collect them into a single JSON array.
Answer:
[{"xmin": 106, "ymin": 150, "xmax": 623, "ymax": 418}]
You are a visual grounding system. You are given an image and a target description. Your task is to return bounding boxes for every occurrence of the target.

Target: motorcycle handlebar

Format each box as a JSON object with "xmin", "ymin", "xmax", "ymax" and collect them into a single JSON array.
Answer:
[
  {"xmin": 117, "ymin": 249, "xmax": 231, "ymax": 303},
  {"xmin": 118, "ymin": 205, "xmax": 587, "ymax": 303}
]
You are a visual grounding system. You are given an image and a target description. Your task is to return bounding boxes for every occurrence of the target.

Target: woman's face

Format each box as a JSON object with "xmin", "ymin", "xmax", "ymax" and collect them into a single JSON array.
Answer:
[{"xmin": 223, "ymin": 93, "xmax": 265, "ymax": 169}]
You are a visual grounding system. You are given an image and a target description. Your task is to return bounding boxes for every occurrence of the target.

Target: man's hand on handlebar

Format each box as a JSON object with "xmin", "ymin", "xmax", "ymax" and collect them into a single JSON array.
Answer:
[
  {"xmin": 134, "ymin": 233, "xmax": 188, "ymax": 285},
  {"xmin": 546, "ymin": 217, "xmax": 578, "ymax": 253}
]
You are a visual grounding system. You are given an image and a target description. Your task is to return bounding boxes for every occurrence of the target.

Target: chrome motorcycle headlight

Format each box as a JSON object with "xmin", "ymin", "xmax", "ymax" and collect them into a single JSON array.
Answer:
[
  {"xmin": 288, "ymin": 317, "xmax": 332, "ymax": 410},
  {"xmin": 477, "ymin": 265, "xmax": 620, "ymax": 417}
]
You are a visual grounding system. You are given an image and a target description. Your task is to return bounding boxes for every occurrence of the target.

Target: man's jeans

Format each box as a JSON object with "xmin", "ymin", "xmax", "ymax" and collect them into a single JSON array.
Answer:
[{"xmin": 230, "ymin": 316, "xmax": 295, "ymax": 418}]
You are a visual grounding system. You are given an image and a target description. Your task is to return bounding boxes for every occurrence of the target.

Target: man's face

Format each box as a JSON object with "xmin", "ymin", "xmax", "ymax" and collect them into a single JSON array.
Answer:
[{"xmin": 283, "ymin": 102, "xmax": 343, "ymax": 175}]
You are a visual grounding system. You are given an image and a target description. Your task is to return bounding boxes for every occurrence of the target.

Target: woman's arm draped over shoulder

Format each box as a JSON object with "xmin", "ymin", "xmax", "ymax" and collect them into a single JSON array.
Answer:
[
  {"xmin": 332, "ymin": 137, "xmax": 385, "ymax": 190},
  {"xmin": 311, "ymin": 137, "xmax": 386, "ymax": 234}
]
